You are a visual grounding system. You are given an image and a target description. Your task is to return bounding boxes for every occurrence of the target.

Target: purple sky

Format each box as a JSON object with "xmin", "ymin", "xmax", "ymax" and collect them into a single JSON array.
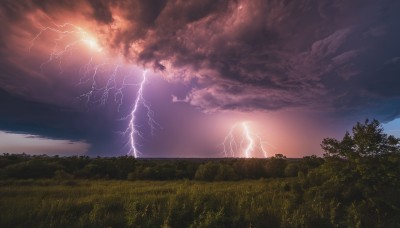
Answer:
[{"xmin": 0, "ymin": 0, "xmax": 400, "ymax": 157}]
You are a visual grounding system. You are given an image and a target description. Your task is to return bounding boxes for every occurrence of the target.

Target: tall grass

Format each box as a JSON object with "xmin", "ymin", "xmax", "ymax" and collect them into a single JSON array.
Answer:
[
  {"xmin": 1, "ymin": 178, "xmax": 397, "ymax": 227},
  {"xmin": 0, "ymin": 179, "xmax": 305, "ymax": 227}
]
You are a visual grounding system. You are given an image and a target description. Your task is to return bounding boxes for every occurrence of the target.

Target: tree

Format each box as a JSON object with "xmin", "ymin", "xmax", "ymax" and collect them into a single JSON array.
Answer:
[
  {"xmin": 215, "ymin": 164, "xmax": 238, "ymax": 181},
  {"xmin": 284, "ymin": 163, "xmax": 300, "ymax": 177},
  {"xmin": 299, "ymin": 155, "xmax": 324, "ymax": 174},
  {"xmin": 194, "ymin": 162, "xmax": 220, "ymax": 181},
  {"xmin": 265, "ymin": 154, "xmax": 287, "ymax": 177},
  {"xmin": 320, "ymin": 119, "xmax": 400, "ymax": 188},
  {"xmin": 321, "ymin": 119, "xmax": 400, "ymax": 159},
  {"xmin": 316, "ymin": 119, "xmax": 400, "ymax": 226}
]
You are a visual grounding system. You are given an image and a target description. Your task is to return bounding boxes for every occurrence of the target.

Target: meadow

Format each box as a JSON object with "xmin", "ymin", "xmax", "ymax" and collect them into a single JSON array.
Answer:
[{"xmin": 0, "ymin": 178, "xmax": 361, "ymax": 228}]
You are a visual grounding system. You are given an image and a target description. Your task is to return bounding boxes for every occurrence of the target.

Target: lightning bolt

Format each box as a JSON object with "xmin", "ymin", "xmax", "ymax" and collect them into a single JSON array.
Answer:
[
  {"xmin": 220, "ymin": 121, "xmax": 272, "ymax": 158},
  {"xmin": 125, "ymin": 70, "xmax": 160, "ymax": 157},
  {"xmin": 29, "ymin": 22, "xmax": 102, "ymax": 74},
  {"xmin": 30, "ymin": 21, "xmax": 160, "ymax": 157},
  {"xmin": 242, "ymin": 122, "xmax": 254, "ymax": 158}
]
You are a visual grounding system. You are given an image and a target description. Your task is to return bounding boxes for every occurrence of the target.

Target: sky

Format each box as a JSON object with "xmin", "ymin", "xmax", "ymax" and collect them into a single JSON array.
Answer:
[{"xmin": 0, "ymin": 0, "xmax": 400, "ymax": 158}]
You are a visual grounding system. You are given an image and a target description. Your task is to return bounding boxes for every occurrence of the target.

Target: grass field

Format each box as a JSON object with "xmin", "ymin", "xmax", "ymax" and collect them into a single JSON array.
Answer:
[{"xmin": 0, "ymin": 179, "xmax": 309, "ymax": 228}]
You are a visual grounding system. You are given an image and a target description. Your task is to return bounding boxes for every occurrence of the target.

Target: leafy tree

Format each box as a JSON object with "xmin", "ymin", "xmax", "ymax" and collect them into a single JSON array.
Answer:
[
  {"xmin": 2, "ymin": 159, "xmax": 61, "ymax": 179},
  {"xmin": 299, "ymin": 155, "xmax": 324, "ymax": 174},
  {"xmin": 265, "ymin": 154, "xmax": 287, "ymax": 177},
  {"xmin": 194, "ymin": 162, "xmax": 219, "ymax": 181},
  {"xmin": 316, "ymin": 119, "xmax": 400, "ymax": 227},
  {"xmin": 321, "ymin": 119, "xmax": 400, "ymax": 158},
  {"xmin": 215, "ymin": 164, "xmax": 238, "ymax": 181},
  {"xmin": 284, "ymin": 163, "xmax": 300, "ymax": 177},
  {"xmin": 233, "ymin": 159, "xmax": 267, "ymax": 179}
]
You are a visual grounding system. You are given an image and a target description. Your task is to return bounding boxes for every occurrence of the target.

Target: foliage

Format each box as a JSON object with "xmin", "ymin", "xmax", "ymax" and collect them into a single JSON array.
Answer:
[
  {"xmin": 321, "ymin": 119, "xmax": 400, "ymax": 158},
  {"xmin": 0, "ymin": 155, "xmax": 136, "ymax": 180},
  {"xmin": 316, "ymin": 119, "xmax": 400, "ymax": 227},
  {"xmin": 194, "ymin": 162, "xmax": 238, "ymax": 181},
  {"xmin": 0, "ymin": 156, "xmax": 307, "ymax": 181},
  {"xmin": 265, "ymin": 154, "xmax": 287, "ymax": 177}
]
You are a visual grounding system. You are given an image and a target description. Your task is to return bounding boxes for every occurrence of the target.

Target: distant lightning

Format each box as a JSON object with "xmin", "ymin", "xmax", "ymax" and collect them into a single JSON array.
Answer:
[
  {"xmin": 29, "ymin": 23, "xmax": 102, "ymax": 74},
  {"xmin": 221, "ymin": 121, "xmax": 272, "ymax": 158},
  {"xmin": 30, "ymin": 21, "xmax": 160, "ymax": 158},
  {"xmin": 30, "ymin": 23, "xmax": 102, "ymax": 52},
  {"xmin": 242, "ymin": 122, "xmax": 254, "ymax": 158},
  {"xmin": 125, "ymin": 70, "xmax": 160, "ymax": 157}
]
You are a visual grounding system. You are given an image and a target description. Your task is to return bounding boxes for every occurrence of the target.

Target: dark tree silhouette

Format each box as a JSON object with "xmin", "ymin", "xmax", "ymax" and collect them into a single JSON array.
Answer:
[
  {"xmin": 321, "ymin": 119, "xmax": 400, "ymax": 158},
  {"xmin": 315, "ymin": 119, "xmax": 400, "ymax": 227}
]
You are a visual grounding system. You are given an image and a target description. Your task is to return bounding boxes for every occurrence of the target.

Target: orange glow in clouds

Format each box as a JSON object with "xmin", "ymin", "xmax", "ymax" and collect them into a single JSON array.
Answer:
[{"xmin": 81, "ymin": 32, "xmax": 103, "ymax": 52}]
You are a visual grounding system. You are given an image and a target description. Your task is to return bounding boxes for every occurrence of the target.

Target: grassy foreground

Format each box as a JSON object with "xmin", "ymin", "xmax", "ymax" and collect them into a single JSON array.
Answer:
[{"xmin": 1, "ymin": 179, "xmax": 310, "ymax": 228}]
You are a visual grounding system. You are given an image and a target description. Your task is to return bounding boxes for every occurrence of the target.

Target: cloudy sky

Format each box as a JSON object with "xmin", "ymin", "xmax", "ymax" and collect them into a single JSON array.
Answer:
[{"xmin": 0, "ymin": 0, "xmax": 399, "ymax": 157}]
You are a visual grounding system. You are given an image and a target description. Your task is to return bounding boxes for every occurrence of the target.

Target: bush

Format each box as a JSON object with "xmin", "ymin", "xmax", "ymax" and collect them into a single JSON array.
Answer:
[
  {"xmin": 284, "ymin": 163, "xmax": 300, "ymax": 177},
  {"xmin": 194, "ymin": 162, "xmax": 219, "ymax": 181}
]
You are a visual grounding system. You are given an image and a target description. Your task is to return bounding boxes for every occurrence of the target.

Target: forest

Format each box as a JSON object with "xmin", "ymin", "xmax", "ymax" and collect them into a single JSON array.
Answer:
[{"xmin": 0, "ymin": 119, "xmax": 400, "ymax": 227}]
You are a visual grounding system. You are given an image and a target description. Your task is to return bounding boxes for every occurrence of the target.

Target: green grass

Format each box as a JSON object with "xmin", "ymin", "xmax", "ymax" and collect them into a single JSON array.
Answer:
[
  {"xmin": 0, "ymin": 179, "xmax": 303, "ymax": 228},
  {"xmin": 3, "ymin": 178, "xmax": 395, "ymax": 227}
]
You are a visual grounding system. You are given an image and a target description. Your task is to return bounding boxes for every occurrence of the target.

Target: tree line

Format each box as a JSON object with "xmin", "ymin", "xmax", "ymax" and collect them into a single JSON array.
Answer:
[
  {"xmin": 0, "ymin": 119, "xmax": 399, "ymax": 183},
  {"xmin": 0, "ymin": 153, "xmax": 323, "ymax": 181}
]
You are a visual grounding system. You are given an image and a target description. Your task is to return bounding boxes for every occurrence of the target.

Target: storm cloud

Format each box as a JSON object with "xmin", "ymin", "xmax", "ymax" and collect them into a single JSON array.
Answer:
[{"xmin": 1, "ymin": 0, "xmax": 400, "ymax": 156}]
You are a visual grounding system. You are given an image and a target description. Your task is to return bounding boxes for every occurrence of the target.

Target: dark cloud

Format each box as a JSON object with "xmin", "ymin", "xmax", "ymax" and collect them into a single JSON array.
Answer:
[
  {"xmin": 177, "ymin": 80, "xmax": 309, "ymax": 113},
  {"xmin": 114, "ymin": 0, "xmax": 400, "ymax": 121},
  {"xmin": 0, "ymin": 88, "xmax": 87, "ymax": 140},
  {"xmin": 0, "ymin": 88, "xmax": 126, "ymax": 155},
  {"xmin": 1, "ymin": 0, "xmax": 400, "ymax": 156},
  {"xmin": 88, "ymin": 0, "xmax": 114, "ymax": 24}
]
